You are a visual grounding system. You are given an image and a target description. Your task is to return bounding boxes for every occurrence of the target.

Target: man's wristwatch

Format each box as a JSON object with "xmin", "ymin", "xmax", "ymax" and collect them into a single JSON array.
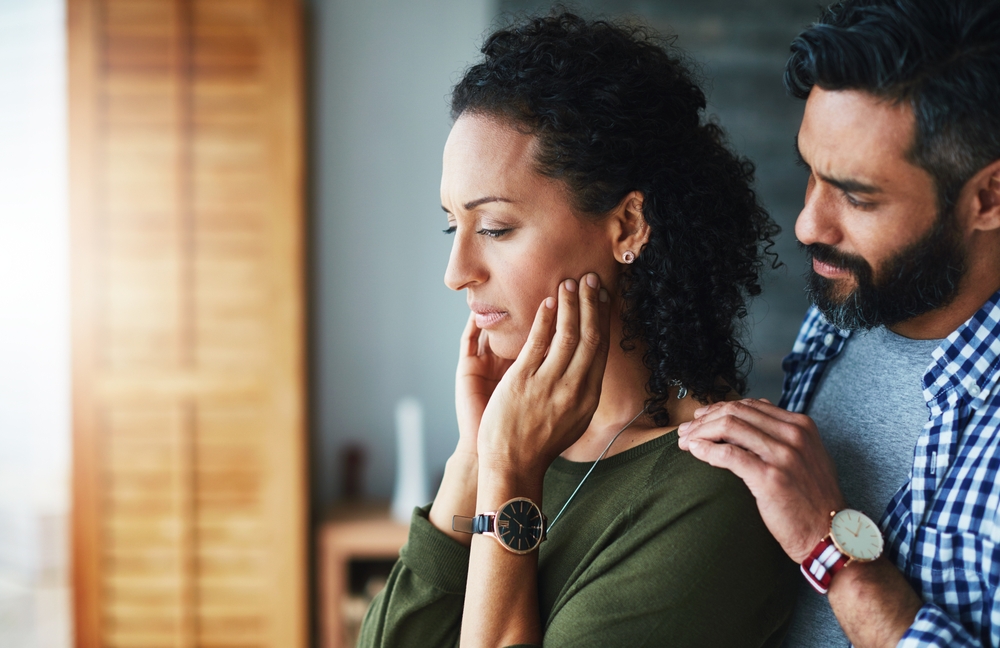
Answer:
[
  {"xmin": 801, "ymin": 509, "xmax": 884, "ymax": 594},
  {"xmin": 453, "ymin": 497, "xmax": 547, "ymax": 554}
]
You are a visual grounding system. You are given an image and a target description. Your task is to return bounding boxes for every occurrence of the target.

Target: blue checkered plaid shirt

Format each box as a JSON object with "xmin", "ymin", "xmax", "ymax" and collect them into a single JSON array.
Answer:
[{"xmin": 780, "ymin": 290, "xmax": 1000, "ymax": 647}]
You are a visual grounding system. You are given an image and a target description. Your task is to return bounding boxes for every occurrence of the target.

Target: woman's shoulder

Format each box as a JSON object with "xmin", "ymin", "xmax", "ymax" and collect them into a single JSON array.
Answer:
[{"xmin": 634, "ymin": 433, "xmax": 768, "ymax": 532}]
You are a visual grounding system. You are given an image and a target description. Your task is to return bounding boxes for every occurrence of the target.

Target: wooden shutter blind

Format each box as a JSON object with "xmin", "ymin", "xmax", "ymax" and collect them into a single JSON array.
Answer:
[{"xmin": 68, "ymin": 1, "xmax": 306, "ymax": 646}]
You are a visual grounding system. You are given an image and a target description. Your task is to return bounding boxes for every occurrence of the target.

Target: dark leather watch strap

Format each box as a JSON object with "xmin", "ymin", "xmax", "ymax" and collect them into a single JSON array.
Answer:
[
  {"xmin": 472, "ymin": 514, "xmax": 494, "ymax": 534},
  {"xmin": 452, "ymin": 513, "xmax": 495, "ymax": 534}
]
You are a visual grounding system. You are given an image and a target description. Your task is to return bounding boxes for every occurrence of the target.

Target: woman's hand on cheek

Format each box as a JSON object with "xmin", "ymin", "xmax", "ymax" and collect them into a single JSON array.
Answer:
[
  {"xmin": 477, "ymin": 273, "xmax": 612, "ymax": 482},
  {"xmin": 454, "ymin": 312, "xmax": 514, "ymax": 457}
]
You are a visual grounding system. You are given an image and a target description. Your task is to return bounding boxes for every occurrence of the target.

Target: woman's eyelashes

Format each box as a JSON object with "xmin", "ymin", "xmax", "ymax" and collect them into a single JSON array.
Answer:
[
  {"xmin": 441, "ymin": 224, "xmax": 514, "ymax": 239},
  {"xmin": 476, "ymin": 227, "xmax": 512, "ymax": 239}
]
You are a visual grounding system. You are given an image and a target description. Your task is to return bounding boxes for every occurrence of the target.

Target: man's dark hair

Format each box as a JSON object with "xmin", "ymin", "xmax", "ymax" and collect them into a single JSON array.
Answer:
[
  {"xmin": 451, "ymin": 13, "xmax": 779, "ymax": 425},
  {"xmin": 785, "ymin": 0, "xmax": 1000, "ymax": 210}
]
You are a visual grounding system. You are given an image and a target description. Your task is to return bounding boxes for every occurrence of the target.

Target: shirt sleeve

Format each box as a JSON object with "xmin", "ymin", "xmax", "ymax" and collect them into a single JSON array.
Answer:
[
  {"xmin": 356, "ymin": 505, "xmax": 470, "ymax": 648},
  {"xmin": 896, "ymin": 602, "xmax": 982, "ymax": 648}
]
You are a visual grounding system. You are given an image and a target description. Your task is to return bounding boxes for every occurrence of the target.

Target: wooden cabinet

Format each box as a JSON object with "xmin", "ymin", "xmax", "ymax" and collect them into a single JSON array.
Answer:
[
  {"xmin": 68, "ymin": 1, "xmax": 306, "ymax": 646},
  {"xmin": 319, "ymin": 505, "xmax": 409, "ymax": 648}
]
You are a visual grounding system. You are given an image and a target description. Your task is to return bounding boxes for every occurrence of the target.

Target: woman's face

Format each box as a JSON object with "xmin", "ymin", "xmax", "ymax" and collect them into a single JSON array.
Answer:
[{"xmin": 441, "ymin": 113, "xmax": 618, "ymax": 360}]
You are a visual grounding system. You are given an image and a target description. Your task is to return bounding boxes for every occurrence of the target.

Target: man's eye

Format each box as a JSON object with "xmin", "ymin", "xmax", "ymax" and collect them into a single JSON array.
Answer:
[
  {"xmin": 443, "ymin": 225, "xmax": 456, "ymax": 235},
  {"xmin": 476, "ymin": 228, "xmax": 512, "ymax": 239},
  {"xmin": 844, "ymin": 192, "xmax": 874, "ymax": 210}
]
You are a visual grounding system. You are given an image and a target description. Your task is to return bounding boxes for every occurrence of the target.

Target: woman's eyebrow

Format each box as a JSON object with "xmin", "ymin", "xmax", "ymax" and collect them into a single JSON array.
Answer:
[
  {"xmin": 441, "ymin": 196, "xmax": 517, "ymax": 214},
  {"xmin": 464, "ymin": 196, "xmax": 515, "ymax": 210}
]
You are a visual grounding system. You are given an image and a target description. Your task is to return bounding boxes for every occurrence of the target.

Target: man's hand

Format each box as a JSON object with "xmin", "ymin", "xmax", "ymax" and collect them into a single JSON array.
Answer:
[
  {"xmin": 678, "ymin": 398, "xmax": 925, "ymax": 647},
  {"xmin": 676, "ymin": 398, "xmax": 845, "ymax": 563}
]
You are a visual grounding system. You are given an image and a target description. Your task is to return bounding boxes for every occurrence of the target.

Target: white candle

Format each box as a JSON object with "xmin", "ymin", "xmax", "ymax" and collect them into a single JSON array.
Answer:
[{"xmin": 391, "ymin": 397, "xmax": 429, "ymax": 524}]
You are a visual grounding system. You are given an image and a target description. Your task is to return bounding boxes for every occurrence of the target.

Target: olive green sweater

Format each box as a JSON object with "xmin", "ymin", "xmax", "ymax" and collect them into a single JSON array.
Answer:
[{"xmin": 359, "ymin": 432, "xmax": 797, "ymax": 647}]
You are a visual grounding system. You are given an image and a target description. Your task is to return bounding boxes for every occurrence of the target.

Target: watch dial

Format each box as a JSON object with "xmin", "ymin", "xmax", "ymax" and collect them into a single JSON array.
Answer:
[
  {"xmin": 831, "ymin": 509, "xmax": 884, "ymax": 561},
  {"xmin": 496, "ymin": 499, "xmax": 543, "ymax": 553}
]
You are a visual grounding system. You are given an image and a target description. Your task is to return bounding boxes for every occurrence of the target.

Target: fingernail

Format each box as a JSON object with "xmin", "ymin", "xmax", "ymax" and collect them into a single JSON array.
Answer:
[
  {"xmin": 694, "ymin": 407, "xmax": 707, "ymax": 416},
  {"xmin": 544, "ymin": 297, "xmax": 555, "ymax": 309},
  {"xmin": 677, "ymin": 421, "xmax": 690, "ymax": 434},
  {"xmin": 585, "ymin": 273, "xmax": 598, "ymax": 289},
  {"xmin": 564, "ymin": 279, "xmax": 577, "ymax": 292},
  {"xmin": 599, "ymin": 288, "xmax": 609, "ymax": 303}
]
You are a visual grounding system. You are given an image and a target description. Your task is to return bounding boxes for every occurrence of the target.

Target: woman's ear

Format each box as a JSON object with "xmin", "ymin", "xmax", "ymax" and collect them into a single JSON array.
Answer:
[{"xmin": 609, "ymin": 191, "xmax": 650, "ymax": 264}]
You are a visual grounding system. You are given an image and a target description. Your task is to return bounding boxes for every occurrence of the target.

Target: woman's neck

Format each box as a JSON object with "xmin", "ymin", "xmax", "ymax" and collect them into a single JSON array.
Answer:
[{"xmin": 560, "ymin": 314, "xmax": 699, "ymax": 462}]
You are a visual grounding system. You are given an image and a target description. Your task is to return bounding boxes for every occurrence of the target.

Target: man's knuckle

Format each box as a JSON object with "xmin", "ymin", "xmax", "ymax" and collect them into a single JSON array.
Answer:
[
  {"xmin": 782, "ymin": 423, "xmax": 806, "ymax": 445},
  {"xmin": 765, "ymin": 465, "xmax": 790, "ymax": 489},
  {"xmin": 772, "ymin": 444, "xmax": 795, "ymax": 466}
]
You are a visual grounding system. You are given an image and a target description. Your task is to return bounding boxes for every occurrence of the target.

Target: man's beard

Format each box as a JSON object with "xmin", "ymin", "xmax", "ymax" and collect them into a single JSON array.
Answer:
[{"xmin": 803, "ymin": 208, "xmax": 967, "ymax": 331}]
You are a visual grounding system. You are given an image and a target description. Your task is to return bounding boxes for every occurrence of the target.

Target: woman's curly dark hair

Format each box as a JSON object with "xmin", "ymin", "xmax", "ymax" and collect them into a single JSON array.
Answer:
[{"xmin": 451, "ymin": 12, "xmax": 780, "ymax": 426}]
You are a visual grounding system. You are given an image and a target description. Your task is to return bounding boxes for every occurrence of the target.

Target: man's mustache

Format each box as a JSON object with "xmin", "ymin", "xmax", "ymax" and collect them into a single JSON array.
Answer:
[{"xmin": 801, "ymin": 242, "xmax": 871, "ymax": 277}]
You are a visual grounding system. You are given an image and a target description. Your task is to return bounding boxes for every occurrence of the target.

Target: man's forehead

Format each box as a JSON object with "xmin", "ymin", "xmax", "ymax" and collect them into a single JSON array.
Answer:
[{"xmin": 798, "ymin": 87, "xmax": 918, "ymax": 181}]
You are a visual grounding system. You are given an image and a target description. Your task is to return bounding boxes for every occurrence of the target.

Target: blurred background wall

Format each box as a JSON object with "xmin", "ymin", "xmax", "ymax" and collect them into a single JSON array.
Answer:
[
  {"xmin": 0, "ymin": 0, "xmax": 825, "ymax": 644},
  {"xmin": 0, "ymin": 0, "xmax": 71, "ymax": 646},
  {"xmin": 308, "ymin": 0, "xmax": 494, "ymax": 507},
  {"xmin": 309, "ymin": 0, "xmax": 818, "ymax": 508}
]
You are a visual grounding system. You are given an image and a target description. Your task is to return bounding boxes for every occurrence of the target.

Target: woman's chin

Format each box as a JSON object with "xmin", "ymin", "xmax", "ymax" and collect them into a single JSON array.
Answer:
[{"xmin": 484, "ymin": 331, "xmax": 526, "ymax": 361}]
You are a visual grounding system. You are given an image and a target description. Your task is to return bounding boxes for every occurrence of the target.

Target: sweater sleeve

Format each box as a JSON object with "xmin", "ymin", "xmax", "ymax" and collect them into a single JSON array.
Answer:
[
  {"xmin": 357, "ymin": 505, "xmax": 470, "ymax": 648},
  {"xmin": 540, "ymin": 466, "xmax": 798, "ymax": 648}
]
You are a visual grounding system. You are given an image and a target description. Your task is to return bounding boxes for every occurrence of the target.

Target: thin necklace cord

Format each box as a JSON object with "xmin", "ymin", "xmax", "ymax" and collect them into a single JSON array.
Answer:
[{"xmin": 547, "ymin": 407, "xmax": 647, "ymax": 532}]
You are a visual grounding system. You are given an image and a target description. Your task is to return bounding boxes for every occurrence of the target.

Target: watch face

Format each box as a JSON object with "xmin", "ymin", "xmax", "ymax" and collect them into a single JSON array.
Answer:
[
  {"xmin": 830, "ymin": 509, "xmax": 884, "ymax": 561},
  {"xmin": 495, "ymin": 498, "xmax": 544, "ymax": 554}
]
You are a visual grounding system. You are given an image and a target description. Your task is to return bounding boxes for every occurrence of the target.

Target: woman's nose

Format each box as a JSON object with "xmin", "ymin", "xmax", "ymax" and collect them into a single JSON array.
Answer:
[{"xmin": 443, "ymin": 232, "xmax": 486, "ymax": 291}]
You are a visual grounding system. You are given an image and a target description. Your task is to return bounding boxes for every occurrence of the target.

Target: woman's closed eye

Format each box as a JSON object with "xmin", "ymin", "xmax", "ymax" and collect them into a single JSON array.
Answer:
[
  {"xmin": 476, "ymin": 227, "xmax": 512, "ymax": 239},
  {"xmin": 441, "ymin": 223, "xmax": 514, "ymax": 238}
]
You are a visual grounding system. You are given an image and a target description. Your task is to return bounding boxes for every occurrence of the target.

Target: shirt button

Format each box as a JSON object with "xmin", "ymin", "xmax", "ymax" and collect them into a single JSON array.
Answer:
[
  {"xmin": 823, "ymin": 333, "xmax": 835, "ymax": 346},
  {"xmin": 968, "ymin": 383, "xmax": 982, "ymax": 398}
]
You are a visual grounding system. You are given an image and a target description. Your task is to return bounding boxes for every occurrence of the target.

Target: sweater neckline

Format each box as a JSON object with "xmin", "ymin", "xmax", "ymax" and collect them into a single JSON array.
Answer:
[{"xmin": 548, "ymin": 428, "xmax": 679, "ymax": 477}]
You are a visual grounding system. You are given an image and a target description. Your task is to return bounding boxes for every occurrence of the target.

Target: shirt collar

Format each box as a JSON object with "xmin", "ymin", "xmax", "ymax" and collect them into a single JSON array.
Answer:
[
  {"xmin": 924, "ymin": 289, "xmax": 1000, "ymax": 403},
  {"xmin": 797, "ymin": 306, "xmax": 851, "ymax": 361}
]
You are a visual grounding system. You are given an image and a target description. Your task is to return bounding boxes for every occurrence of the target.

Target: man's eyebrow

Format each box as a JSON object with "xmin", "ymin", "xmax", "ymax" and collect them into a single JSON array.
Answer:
[
  {"xmin": 793, "ymin": 137, "xmax": 809, "ymax": 170},
  {"xmin": 824, "ymin": 175, "xmax": 883, "ymax": 195},
  {"xmin": 793, "ymin": 136, "xmax": 882, "ymax": 194},
  {"xmin": 441, "ymin": 196, "xmax": 516, "ymax": 214}
]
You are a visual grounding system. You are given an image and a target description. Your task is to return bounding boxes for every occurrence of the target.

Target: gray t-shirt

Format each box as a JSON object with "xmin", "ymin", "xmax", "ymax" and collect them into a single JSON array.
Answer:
[{"xmin": 783, "ymin": 326, "xmax": 940, "ymax": 647}]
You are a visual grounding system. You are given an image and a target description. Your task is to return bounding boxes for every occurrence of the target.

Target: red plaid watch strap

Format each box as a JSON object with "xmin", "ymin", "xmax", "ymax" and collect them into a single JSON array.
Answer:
[{"xmin": 800, "ymin": 536, "xmax": 849, "ymax": 594}]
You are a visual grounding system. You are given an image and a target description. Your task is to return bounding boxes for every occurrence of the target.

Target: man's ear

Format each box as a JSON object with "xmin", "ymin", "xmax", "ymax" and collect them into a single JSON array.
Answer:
[
  {"xmin": 968, "ymin": 159, "xmax": 1000, "ymax": 233},
  {"xmin": 609, "ymin": 191, "xmax": 650, "ymax": 263}
]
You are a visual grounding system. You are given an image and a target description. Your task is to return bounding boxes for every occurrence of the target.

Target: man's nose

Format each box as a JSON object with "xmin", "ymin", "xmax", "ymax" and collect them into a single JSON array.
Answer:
[{"xmin": 795, "ymin": 179, "xmax": 842, "ymax": 248}]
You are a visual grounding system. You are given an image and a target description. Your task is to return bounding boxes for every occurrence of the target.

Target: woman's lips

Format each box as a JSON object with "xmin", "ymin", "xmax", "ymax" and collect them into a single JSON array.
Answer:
[
  {"xmin": 812, "ymin": 256, "xmax": 850, "ymax": 279},
  {"xmin": 474, "ymin": 310, "xmax": 509, "ymax": 329}
]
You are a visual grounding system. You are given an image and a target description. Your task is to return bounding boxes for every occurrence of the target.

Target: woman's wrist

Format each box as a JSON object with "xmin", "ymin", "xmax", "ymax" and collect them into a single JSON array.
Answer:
[
  {"xmin": 476, "ymin": 460, "xmax": 545, "ymax": 511},
  {"xmin": 428, "ymin": 447, "xmax": 481, "ymax": 545}
]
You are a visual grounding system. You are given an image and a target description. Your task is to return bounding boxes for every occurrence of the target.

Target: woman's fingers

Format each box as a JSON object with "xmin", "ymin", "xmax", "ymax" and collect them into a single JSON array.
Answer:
[
  {"xmin": 540, "ymin": 278, "xmax": 582, "ymax": 376},
  {"xmin": 460, "ymin": 311, "xmax": 482, "ymax": 359},
  {"xmin": 516, "ymin": 295, "xmax": 557, "ymax": 372},
  {"xmin": 566, "ymin": 273, "xmax": 610, "ymax": 390}
]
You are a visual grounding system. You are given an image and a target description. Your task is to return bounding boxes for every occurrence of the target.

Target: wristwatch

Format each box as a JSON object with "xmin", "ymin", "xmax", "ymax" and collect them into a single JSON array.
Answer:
[
  {"xmin": 452, "ymin": 497, "xmax": 547, "ymax": 555},
  {"xmin": 801, "ymin": 509, "xmax": 884, "ymax": 594}
]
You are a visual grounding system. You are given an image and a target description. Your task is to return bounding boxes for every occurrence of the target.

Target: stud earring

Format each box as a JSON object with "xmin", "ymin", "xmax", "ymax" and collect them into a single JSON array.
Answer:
[{"xmin": 622, "ymin": 250, "xmax": 635, "ymax": 264}]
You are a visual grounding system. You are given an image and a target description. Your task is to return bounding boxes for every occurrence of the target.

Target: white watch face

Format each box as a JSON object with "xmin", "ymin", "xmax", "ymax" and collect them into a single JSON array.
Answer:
[{"xmin": 830, "ymin": 509, "xmax": 884, "ymax": 561}]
